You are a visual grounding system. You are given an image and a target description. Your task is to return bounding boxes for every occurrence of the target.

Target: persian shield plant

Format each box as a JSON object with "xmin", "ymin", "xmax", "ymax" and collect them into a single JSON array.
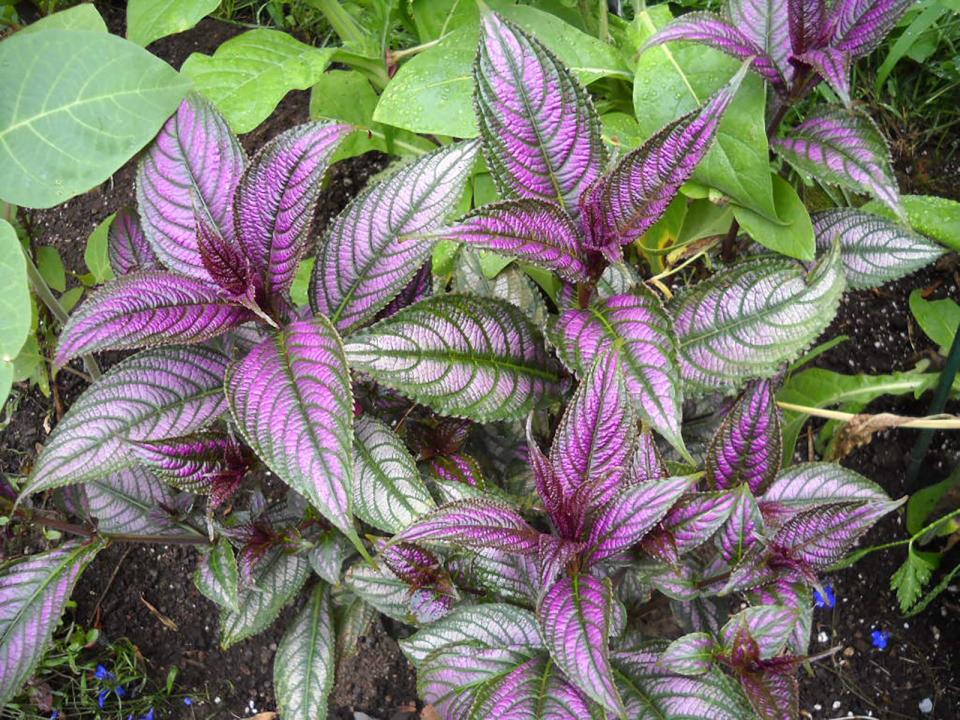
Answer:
[{"xmin": 1, "ymin": 5, "xmax": 942, "ymax": 720}]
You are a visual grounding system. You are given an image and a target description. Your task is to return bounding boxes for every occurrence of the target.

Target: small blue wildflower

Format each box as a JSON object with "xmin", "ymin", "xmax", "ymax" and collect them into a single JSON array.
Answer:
[
  {"xmin": 183, "ymin": 697, "xmax": 193, "ymax": 706},
  {"xmin": 115, "ymin": 685, "xmax": 127, "ymax": 698},
  {"xmin": 49, "ymin": 712, "xmax": 59, "ymax": 720},
  {"xmin": 95, "ymin": 664, "xmax": 114, "ymax": 681},
  {"xmin": 141, "ymin": 709, "xmax": 156, "ymax": 720},
  {"xmin": 871, "ymin": 629, "xmax": 890, "ymax": 650},
  {"xmin": 98, "ymin": 689, "xmax": 110, "ymax": 708},
  {"xmin": 813, "ymin": 585, "xmax": 835, "ymax": 608}
]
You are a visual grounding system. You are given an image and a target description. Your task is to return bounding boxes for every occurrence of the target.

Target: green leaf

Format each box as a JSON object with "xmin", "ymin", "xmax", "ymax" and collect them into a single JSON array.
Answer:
[
  {"xmin": 58, "ymin": 287, "xmax": 84, "ymax": 313},
  {"xmin": 182, "ymin": 29, "xmax": 336, "ymax": 134},
  {"xmin": 906, "ymin": 465, "xmax": 960, "ymax": 534},
  {"xmin": 220, "ymin": 549, "xmax": 310, "ymax": 648},
  {"xmin": 0, "ymin": 219, "xmax": 30, "ymax": 368},
  {"xmin": 309, "ymin": 70, "xmax": 434, "ymax": 159},
  {"xmin": 84, "ymin": 213, "xmax": 116, "ymax": 284},
  {"xmin": 373, "ymin": 6, "xmax": 629, "ymax": 138},
  {"xmin": 891, "ymin": 548, "xmax": 940, "ymax": 612},
  {"xmin": 194, "ymin": 537, "xmax": 240, "ymax": 613},
  {"xmin": 632, "ymin": 9, "xmax": 777, "ymax": 219},
  {"xmin": 290, "ymin": 257, "xmax": 314, "ymax": 307},
  {"xmin": 20, "ymin": 4, "xmax": 107, "ymax": 33},
  {"xmin": 864, "ymin": 194, "xmax": 960, "ymax": 251},
  {"xmin": 35, "ymin": 246, "xmax": 65, "ymax": 293},
  {"xmin": 127, "ymin": 0, "xmax": 219, "ymax": 47},
  {"xmin": 733, "ymin": 175, "xmax": 815, "ymax": 260},
  {"xmin": 909, "ymin": 290, "xmax": 960, "ymax": 354},
  {"xmin": 0, "ymin": 30, "xmax": 189, "ymax": 208},
  {"xmin": 876, "ymin": 1, "xmax": 949, "ymax": 88},
  {"xmin": 274, "ymin": 584, "xmax": 335, "ymax": 720}
]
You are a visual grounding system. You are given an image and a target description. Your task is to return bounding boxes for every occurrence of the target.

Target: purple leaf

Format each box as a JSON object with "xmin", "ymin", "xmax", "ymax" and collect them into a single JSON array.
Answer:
[
  {"xmin": 427, "ymin": 199, "xmax": 589, "ymax": 282},
  {"xmin": 196, "ymin": 209, "xmax": 253, "ymax": 299},
  {"xmin": 812, "ymin": 208, "xmax": 944, "ymax": 289},
  {"xmin": 226, "ymin": 316, "xmax": 356, "ymax": 540},
  {"xmin": 273, "ymin": 584, "xmax": 335, "ymax": 720},
  {"xmin": 549, "ymin": 353, "xmax": 636, "ymax": 497},
  {"xmin": 552, "ymin": 287, "xmax": 685, "ymax": 455},
  {"xmin": 83, "ymin": 465, "xmax": 186, "ymax": 537},
  {"xmin": 772, "ymin": 108, "xmax": 902, "ymax": 218},
  {"xmin": 0, "ymin": 541, "xmax": 102, "ymax": 704},
  {"xmin": 381, "ymin": 542, "xmax": 443, "ymax": 587},
  {"xmin": 24, "ymin": 346, "xmax": 229, "ymax": 495},
  {"xmin": 739, "ymin": 671, "xmax": 799, "ymax": 720},
  {"xmin": 466, "ymin": 656, "xmax": 543, "ymax": 718},
  {"xmin": 718, "ymin": 483, "xmax": 765, "ymax": 564},
  {"xmin": 795, "ymin": 47, "xmax": 852, "ymax": 105},
  {"xmin": 345, "ymin": 294, "xmax": 561, "ymax": 422},
  {"xmin": 827, "ymin": 0, "xmax": 915, "ymax": 58},
  {"xmin": 55, "ymin": 272, "xmax": 252, "ymax": 366},
  {"xmin": 409, "ymin": 587, "xmax": 457, "ymax": 624},
  {"xmin": 417, "ymin": 647, "xmax": 532, "ymax": 719},
  {"xmin": 527, "ymin": 417, "xmax": 567, "ymax": 526},
  {"xmin": 583, "ymin": 64, "xmax": 746, "ymax": 250},
  {"xmin": 475, "ymin": 13, "xmax": 605, "ymax": 214},
  {"xmin": 728, "ymin": 0, "xmax": 793, "ymax": 82},
  {"xmin": 585, "ymin": 476, "xmax": 695, "ymax": 564},
  {"xmin": 672, "ymin": 244, "xmax": 845, "ymax": 391},
  {"xmin": 748, "ymin": 580, "xmax": 813, "ymax": 654},
  {"xmin": 658, "ymin": 632, "xmax": 716, "ymax": 676},
  {"xmin": 312, "ymin": 141, "xmax": 477, "ymax": 334},
  {"xmin": 643, "ymin": 13, "xmax": 782, "ymax": 84},
  {"xmin": 537, "ymin": 534, "xmax": 581, "ymax": 594},
  {"xmin": 721, "ymin": 605, "xmax": 800, "ymax": 659},
  {"xmin": 787, "ymin": 0, "xmax": 826, "ymax": 54},
  {"xmin": 705, "ymin": 380, "xmax": 782, "ymax": 493},
  {"xmin": 235, "ymin": 122, "xmax": 351, "ymax": 297},
  {"xmin": 392, "ymin": 499, "xmax": 539, "ymax": 555},
  {"xmin": 108, "ymin": 208, "xmax": 159, "ymax": 276},
  {"xmin": 538, "ymin": 668, "xmax": 596, "ymax": 720},
  {"xmin": 630, "ymin": 430, "xmax": 668, "ymax": 483},
  {"xmin": 137, "ymin": 94, "xmax": 246, "ymax": 277},
  {"xmin": 377, "ymin": 261, "xmax": 432, "ymax": 320},
  {"xmin": 662, "ymin": 491, "xmax": 737, "ymax": 555},
  {"xmin": 760, "ymin": 462, "xmax": 890, "ymax": 518},
  {"xmin": 427, "ymin": 453, "xmax": 485, "ymax": 489},
  {"xmin": 538, "ymin": 574, "xmax": 624, "ymax": 715}
]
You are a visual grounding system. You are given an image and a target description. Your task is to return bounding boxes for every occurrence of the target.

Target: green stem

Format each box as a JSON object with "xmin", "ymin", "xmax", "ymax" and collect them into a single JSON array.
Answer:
[
  {"xmin": 308, "ymin": 0, "xmax": 366, "ymax": 45},
  {"xmin": 23, "ymin": 250, "xmax": 101, "ymax": 381}
]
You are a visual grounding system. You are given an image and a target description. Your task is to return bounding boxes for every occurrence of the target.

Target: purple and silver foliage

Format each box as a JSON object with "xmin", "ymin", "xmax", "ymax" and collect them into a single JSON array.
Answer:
[{"xmin": 8, "ymin": 5, "xmax": 924, "ymax": 719}]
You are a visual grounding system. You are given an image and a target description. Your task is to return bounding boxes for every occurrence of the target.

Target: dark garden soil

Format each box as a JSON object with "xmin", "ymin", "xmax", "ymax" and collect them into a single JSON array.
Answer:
[{"xmin": 2, "ymin": 7, "xmax": 960, "ymax": 719}]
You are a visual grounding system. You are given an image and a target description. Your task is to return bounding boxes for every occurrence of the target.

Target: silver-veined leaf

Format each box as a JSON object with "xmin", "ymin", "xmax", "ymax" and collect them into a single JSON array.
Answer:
[
  {"xmin": 194, "ymin": 536, "xmax": 240, "ymax": 613},
  {"xmin": 83, "ymin": 465, "xmax": 193, "ymax": 537},
  {"xmin": 343, "ymin": 560, "xmax": 414, "ymax": 623},
  {"xmin": 274, "ymin": 584, "xmax": 335, "ymax": 720}
]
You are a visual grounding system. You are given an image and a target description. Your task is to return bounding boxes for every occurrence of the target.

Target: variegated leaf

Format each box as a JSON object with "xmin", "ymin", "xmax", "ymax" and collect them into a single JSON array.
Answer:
[
  {"xmin": 451, "ymin": 548, "xmax": 537, "ymax": 606},
  {"xmin": 788, "ymin": 0, "xmax": 826, "ymax": 54},
  {"xmin": 453, "ymin": 252, "xmax": 549, "ymax": 326},
  {"xmin": 312, "ymin": 142, "xmax": 477, "ymax": 333},
  {"xmin": 353, "ymin": 416, "xmax": 435, "ymax": 534},
  {"xmin": 345, "ymin": 294, "xmax": 560, "ymax": 422},
  {"xmin": 418, "ymin": 646, "xmax": 532, "ymax": 719},
  {"xmin": 760, "ymin": 462, "xmax": 889, "ymax": 516},
  {"xmin": 220, "ymin": 548, "xmax": 310, "ymax": 648},
  {"xmin": 24, "ymin": 346, "xmax": 228, "ymax": 494},
  {"xmin": 551, "ymin": 286, "xmax": 684, "ymax": 454},
  {"xmin": 827, "ymin": 0, "xmax": 915, "ymax": 58},
  {"xmin": 773, "ymin": 109, "xmax": 902, "ymax": 218},
  {"xmin": 274, "ymin": 584, "xmax": 335, "ymax": 720},
  {"xmin": 812, "ymin": 208, "xmax": 944, "ymax": 289},
  {"xmin": 226, "ymin": 317, "xmax": 356, "ymax": 539},
  {"xmin": 705, "ymin": 380, "xmax": 782, "ymax": 493},
  {"xmin": 539, "ymin": 574, "xmax": 624, "ymax": 715},
  {"xmin": 585, "ymin": 476, "xmax": 695, "ymax": 564},
  {"xmin": 748, "ymin": 580, "xmax": 813, "ymax": 655},
  {"xmin": 630, "ymin": 431, "xmax": 668, "ymax": 483},
  {"xmin": 740, "ymin": 670, "xmax": 798, "ymax": 720},
  {"xmin": 83, "ymin": 465, "xmax": 188, "ymax": 537},
  {"xmin": 474, "ymin": 13, "xmax": 605, "ymax": 214},
  {"xmin": 137, "ymin": 93, "xmax": 246, "ymax": 277},
  {"xmin": 429, "ymin": 199, "xmax": 588, "ymax": 282},
  {"xmin": 658, "ymin": 632, "xmax": 716, "ymax": 676},
  {"xmin": 308, "ymin": 532, "xmax": 351, "ymax": 585},
  {"xmin": 55, "ymin": 272, "xmax": 251, "ymax": 365},
  {"xmin": 584, "ymin": 64, "xmax": 746, "ymax": 250},
  {"xmin": 663, "ymin": 491, "xmax": 737, "ymax": 555},
  {"xmin": 392, "ymin": 499, "xmax": 539, "ymax": 555},
  {"xmin": 672, "ymin": 244, "xmax": 845, "ymax": 392},
  {"xmin": 718, "ymin": 483, "xmax": 764, "ymax": 565},
  {"xmin": 400, "ymin": 603, "xmax": 542, "ymax": 665},
  {"xmin": 729, "ymin": 0, "xmax": 793, "ymax": 81},
  {"xmin": 344, "ymin": 560, "xmax": 414, "ymax": 623},
  {"xmin": 796, "ymin": 47, "xmax": 851, "ymax": 106},
  {"xmin": 108, "ymin": 207, "xmax": 159, "ymax": 275},
  {"xmin": 194, "ymin": 536, "xmax": 240, "ymax": 613},
  {"xmin": 720, "ymin": 605, "xmax": 799, "ymax": 659},
  {"xmin": 236, "ymin": 122, "xmax": 351, "ymax": 297},
  {"xmin": 0, "ymin": 541, "xmax": 102, "ymax": 704}
]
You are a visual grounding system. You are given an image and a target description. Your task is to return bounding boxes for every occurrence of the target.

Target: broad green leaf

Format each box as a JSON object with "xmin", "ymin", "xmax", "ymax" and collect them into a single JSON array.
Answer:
[
  {"xmin": 907, "ymin": 465, "xmax": 960, "ymax": 534},
  {"xmin": 20, "ymin": 4, "xmax": 106, "ymax": 33},
  {"xmin": 0, "ymin": 30, "xmax": 189, "ymax": 208},
  {"xmin": 127, "ymin": 0, "xmax": 219, "ymax": 47},
  {"xmin": 374, "ymin": 6, "xmax": 629, "ymax": 138},
  {"xmin": 309, "ymin": 70, "xmax": 434, "ymax": 159},
  {"xmin": 182, "ymin": 29, "xmax": 336, "ymax": 133},
  {"xmin": 353, "ymin": 416, "xmax": 435, "ymax": 534},
  {"xmin": 733, "ymin": 175, "xmax": 815, "ymax": 260},
  {"xmin": 864, "ymin": 194, "xmax": 960, "ymax": 251},
  {"xmin": 0, "ymin": 541, "xmax": 103, "ymax": 704},
  {"xmin": 220, "ymin": 549, "xmax": 310, "ymax": 648},
  {"xmin": 194, "ymin": 537, "xmax": 240, "ymax": 613},
  {"xmin": 274, "ymin": 584, "xmax": 335, "ymax": 720},
  {"xmin": 633, "ymin": 9, "xmax": 777, "ymax": 219},
  {"xmin": 84, "ymin": 213, "xmax": 116, "ymax": 284},
  {"xmin": 0, "ymin": 220, "xmax": 30, "ymax": 372},
  {"xmin": 35, "ymin": 246, "xmax": 65, "ymax": 293},
  {"xmin": 909, "ymin": 290, "xmax": 960, "ymax": 354}
]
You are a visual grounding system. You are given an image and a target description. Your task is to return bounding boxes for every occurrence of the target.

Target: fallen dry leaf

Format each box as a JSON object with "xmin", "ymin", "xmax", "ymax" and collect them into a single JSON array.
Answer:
[{"xmin": 139, "ymin": 594, "xmax": 179, "ymax": 631}]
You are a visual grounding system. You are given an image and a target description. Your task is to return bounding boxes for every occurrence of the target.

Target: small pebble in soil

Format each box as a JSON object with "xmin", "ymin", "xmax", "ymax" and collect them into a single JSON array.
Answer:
[
  {"xmin": 832, "ymin": 700, "xmax": 841, "ymax": 710},
  {"xmin": 817, "ymin": 630, "xmax": 829, "ymax": 644},
  {"xmin": 919, "ymin": 698, "xmax": 934, "ymax": 714}
]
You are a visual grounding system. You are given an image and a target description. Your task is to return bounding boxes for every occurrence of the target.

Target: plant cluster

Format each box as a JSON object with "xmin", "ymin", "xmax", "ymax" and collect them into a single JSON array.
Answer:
[{"xmin": 0, "ymin": 1, "xmax": 958, "ymax": 720}]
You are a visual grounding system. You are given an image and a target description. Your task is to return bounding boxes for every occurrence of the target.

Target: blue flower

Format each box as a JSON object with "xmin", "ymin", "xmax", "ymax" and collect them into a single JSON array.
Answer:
[
  {"xmin": 183, "ymin": 697, "xmax": 193, "ymax": 706},
  {"xmin": 95, "ymin": 664, "xmax": 114, "ymax": 681},
  {"xmin": 140, "ymin": 709, "xmax": 156, "ymax": 720},
  {"xmin": 115, "ymin": 685, "xmax": 127, "ymax": 698},
  {"xmin": 98, "ymin": 689, "xmax": 110, "ymax": 708},
  {"xmin": 813, "ymin": 585, "xmax": 835, "ymax": 608},
  {"xmin": 871, "ymin": 629, "xmax": 890, "ymax": 650},
  {"xmin": 49, "ymin": 712, "xmax": 59, "ymax": 720}
]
